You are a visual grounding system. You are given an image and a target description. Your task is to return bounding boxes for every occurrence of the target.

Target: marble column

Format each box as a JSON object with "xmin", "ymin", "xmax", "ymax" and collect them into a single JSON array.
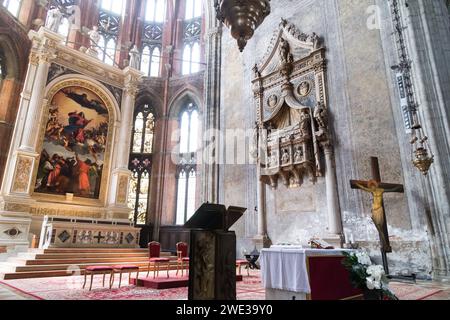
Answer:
[
  {"xmin": 0, "ymin": 28, "xmax": 63, "ymax": 249},
  {"xmin": 106, "ymin": 67, "xmax": 142, "ymax": 220},
  {"xmin": 1, "ymin": 27, "xmax": 62, "ymax": 203},
  {"xmin": 201, "ymin": 24, "xmax": 222, "ymax": 204},
  {"xmin": 323, "ymin": 144, "xmax": 343, "ymax": 237}
]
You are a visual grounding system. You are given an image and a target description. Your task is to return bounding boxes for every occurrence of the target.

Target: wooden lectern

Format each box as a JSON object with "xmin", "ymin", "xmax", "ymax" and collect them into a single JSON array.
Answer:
[{"xmin": 184, "ymin": 203, "xmax": 246, "ymax": 300}]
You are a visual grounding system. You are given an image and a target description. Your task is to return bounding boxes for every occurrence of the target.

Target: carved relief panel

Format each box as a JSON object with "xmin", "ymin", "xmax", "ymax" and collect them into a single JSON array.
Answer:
[{"xmin": 252, "ymin": 19, "xmax": 331, "ymax": 189}]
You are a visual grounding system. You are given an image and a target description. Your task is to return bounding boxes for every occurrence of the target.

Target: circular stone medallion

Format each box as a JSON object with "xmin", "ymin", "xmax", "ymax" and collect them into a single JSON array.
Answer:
[{"xmin": 297, "ymin": 81, "xmax": 312, "ymax": 97}]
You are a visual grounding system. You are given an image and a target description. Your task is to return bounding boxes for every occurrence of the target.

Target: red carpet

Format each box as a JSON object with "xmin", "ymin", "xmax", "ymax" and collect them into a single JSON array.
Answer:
[
  {"xmin": 0, "ymin": 270, "xmax": 443, "ymax": 300},
  {"xmin": 0, "ymin": 270, "xmax": 264, "ymax": 300}
]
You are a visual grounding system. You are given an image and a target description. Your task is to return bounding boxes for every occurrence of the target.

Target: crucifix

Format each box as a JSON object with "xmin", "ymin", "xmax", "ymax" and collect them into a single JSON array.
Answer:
[
  {"xmin": 94, "ymin": 232, "xmax": 105, "ymax": 244},
  {"xmin": 350, "ymin": 157, "xmax": 404, "ymax": 274}
]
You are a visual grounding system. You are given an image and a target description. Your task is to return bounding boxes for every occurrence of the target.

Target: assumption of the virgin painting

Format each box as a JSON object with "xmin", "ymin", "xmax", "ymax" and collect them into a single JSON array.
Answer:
[{"xmin": 34, "ymin": 86, "xmax": 109, "ymax": 199}]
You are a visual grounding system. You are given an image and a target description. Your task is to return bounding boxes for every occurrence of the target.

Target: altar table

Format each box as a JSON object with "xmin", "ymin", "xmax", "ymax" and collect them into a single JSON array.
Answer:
[{"xmin": 260, "ymin": 247, "xmax": 363, "ymax": 300}]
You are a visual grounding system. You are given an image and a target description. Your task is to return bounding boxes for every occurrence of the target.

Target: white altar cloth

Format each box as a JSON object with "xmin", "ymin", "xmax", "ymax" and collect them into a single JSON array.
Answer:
[{"xmin": 260, "ymin": 248, "xmax": 351, "ymax": 294}]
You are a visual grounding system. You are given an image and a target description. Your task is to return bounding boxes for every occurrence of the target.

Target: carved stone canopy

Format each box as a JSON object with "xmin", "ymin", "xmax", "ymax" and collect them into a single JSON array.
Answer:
[{"xmin": 252, "ymin": 19, "xmax": 331, "ymax": 189}]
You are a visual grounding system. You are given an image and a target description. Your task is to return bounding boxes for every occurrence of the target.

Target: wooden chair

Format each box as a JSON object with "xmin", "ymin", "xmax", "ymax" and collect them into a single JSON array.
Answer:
[
  {"xmin": 112, "ymin": 265, "xmax": 140, "ymax": 288},
  {"xmin": 176, "ymin": 242, "xmax": 190, "ymax": 277},
  {"xmin": 146, "ymin": 241, "xmax": 170, "ymax": 279},
  {"xmin": 83, "ymin": 266, "xmax": 114, "ymax": 291}
]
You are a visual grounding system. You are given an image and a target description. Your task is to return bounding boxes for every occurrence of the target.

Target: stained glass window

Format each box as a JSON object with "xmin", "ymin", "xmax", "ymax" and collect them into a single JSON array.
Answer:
[
  {"xmin": 141, "ymin": 0, "xmax": 165, "ymax": 77},
  {"xmin": 175, "ymin": 103, "xmax": 199, "ymax": 225},
  {"xmin": 182, "ymin": 1, "xmax": 202, "ymax": 75},
  {"xmin": 128, "ymin": 104, "xmax": 155, "ymax": 225},
  {"xmin": 58, "ymin": 17, "xmax": 70, "ymax": 39},
  {"xmin": 145, "ymin": 0, "xmax": 165, "ymax": 23},
  {"xmin": 98, "ymin": 3, "xmax": 122, "ymax": 66},
  {"xmin": 140, "ymin": 45, "xmax": 161, "ymax": 77},
  {"xmin": 100, "ymin": 0, "xmax": 125, "ymax": 15},
  {"xmin": 2, "ymin": 0, "xmax": 21, "ymax": 17},
  {"xmin": 185, "ymin": 0, "xmax": 202, "ymax": 20},
  {"xmin": 48, "ymin": 0, "xmax": 76, "ymax": 41}
]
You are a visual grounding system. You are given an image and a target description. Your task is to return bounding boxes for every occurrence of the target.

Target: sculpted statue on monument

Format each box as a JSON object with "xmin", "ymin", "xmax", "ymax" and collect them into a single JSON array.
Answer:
[
  {"xmin": 299, "ymin": 109, "xmax": 311, "ymax": 136},
  {"xmin": 87, "ymin": 26, "xmax": 100, "ymax": 57},
  {"xmin": 310, "ymin": 32, "xmax": 321, "ymax": 49},
  {"xmin": 88, "ymin": 26, "xmax": 100, "ymax": 48},
  {"xmin": 129, "ymin": 45, "xmax": 140, "ymax": 69},
  {"xmin": 279, "ymin": 38, "xmax": 293, "ymax": 63},
  {"xmin": 46, "ymin": 7, "xmax": 63, "ymax": 32},
  {"xmin": 314, "ymin": 102, "xmax": 327, "ymax": 129}
]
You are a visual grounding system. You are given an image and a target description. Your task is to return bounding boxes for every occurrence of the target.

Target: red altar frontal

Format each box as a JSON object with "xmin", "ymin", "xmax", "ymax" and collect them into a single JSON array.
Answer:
[{"xmin": 261, "ymin": 248, "xmax": 363, "ymax": 300}]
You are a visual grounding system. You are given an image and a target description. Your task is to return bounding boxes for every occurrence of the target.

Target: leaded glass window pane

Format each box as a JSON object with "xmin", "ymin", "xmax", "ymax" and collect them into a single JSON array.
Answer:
[
  {"xmin": 176, "ymin": 169, "xmax": 187, "ymax": 225},
  {"xmin": 179, "ymin": 111, "xmax": 190, "ymax": 153},
  {"xmin": 144, "ymin": 113, "xmax": 155, "ymax": 153},
  {"xmin": 141, "ymin": 46, "xmax": 151, "ymax": 76},
  {"xmin": 155, "ymin": 0, "xmax": 165, "ymax": 22},
  {"xmin": 128, "ymin": 105, "xmax": 155, "ymax": 225},
  {"xmin": 145, "ymin": 0, "xmax": 156, "ymax": 21},
  {"xmin": 182, "ymin": 45, "xmax": 191, "ymax": 75},
  {"xmin": 191, "ymin": 42, "xmax": 200, "ymax": 74},
  {"xmin": 3, "ymin": 0, "xmax": 21, "ymax": 17},
  {"xmin": 185, "ymin": 0, "xmax": 194, "ymax": 20},
  {"xmin": 175, "ymin": 103, "xmax": 199, "ymax": 225},
  {"xmin": 193, "ymin": 0, "xmax": 202, "ymax": 18},
  {"xmin": 136, "ymin": 171, "xmax": 150, "ymax": 224},
  {"xmin": 186, "ymin": 169, "xmax": 196, "ymax": 220},
  {"xmin": 105, "ymin": 38, "xmax": 116, "ymax": 66},
  {"xmin": 98, "ymin": 36, "xmax": 106, "ymax": 61},
  {"xmin": 128, "ymin": 172, "xmax": 139, "ymax": 221},
  {"xmin": 150, "ymin": 47, "xmax": 161, "ymax": 77},
  {"xmin": 189, "ymin": 110, "xmax": 198, "ymax": 152},
  {"xmin": 101, "ymin": 0, "xmax": 124, "ymax": 15},
  {"xmin": 133, "ymin": 112, "xmax": 144, "ymax": 153},
  {"xmin": 58, "ymin": 17, "xmax": 70, "ymax": 40}
]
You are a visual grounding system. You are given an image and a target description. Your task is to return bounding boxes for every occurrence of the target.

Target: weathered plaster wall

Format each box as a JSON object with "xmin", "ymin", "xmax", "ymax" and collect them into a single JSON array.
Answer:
[{"xmin": 220, "ymin": 0, "xmax": 435, "ymax": 276}]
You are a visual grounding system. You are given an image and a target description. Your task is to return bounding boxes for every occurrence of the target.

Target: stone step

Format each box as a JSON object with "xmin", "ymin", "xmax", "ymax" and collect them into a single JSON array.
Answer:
[
  {"xmin": 2, "ymin": 264, "xmax": 186, "ymax": 280},
  {"xmin": 14, "ymin": 261, "xmax": 181, "ymax": 272},
  {"xmin": 42, "ymin": 248, "xmax": 148, "ymax": 254},
  {"xmin": 1, "ymin": 247, "xmax": 182, "ymax": 280},
  {"xmin": 24, "ymin": 256, "xmax": 176, "ymax": 266},
  {"xmin": 33, "ymin": 252, "xmax": 151, "ymax": 259}
]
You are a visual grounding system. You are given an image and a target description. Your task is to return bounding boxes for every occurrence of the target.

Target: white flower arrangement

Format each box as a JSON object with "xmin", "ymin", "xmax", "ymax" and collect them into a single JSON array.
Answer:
[
  {"xmin": 342, "ymin": 250, "xmax": 398, "ymax": 300},
  {"xmin": 355, "ymin": 251, "xmax": 372, "ymax": 266}
]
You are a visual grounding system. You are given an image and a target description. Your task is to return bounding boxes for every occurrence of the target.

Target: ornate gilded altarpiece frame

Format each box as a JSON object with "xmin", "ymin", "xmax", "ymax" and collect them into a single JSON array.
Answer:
[{"xmin": 252, "ymin": 19, "xmax": 331, "ymax": 189}]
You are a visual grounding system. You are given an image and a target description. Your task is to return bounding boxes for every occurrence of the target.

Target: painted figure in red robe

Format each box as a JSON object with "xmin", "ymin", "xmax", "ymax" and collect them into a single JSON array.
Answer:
[{"xmin": 76, "ymin": 154, "xmax": 92, "ymax": 195}]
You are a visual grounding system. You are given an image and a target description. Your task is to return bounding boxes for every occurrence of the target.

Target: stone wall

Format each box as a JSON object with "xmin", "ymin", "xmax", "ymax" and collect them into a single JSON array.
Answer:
[{"xmin": 218, "ymin": 0, "xmax": 449, "ymax": 277}]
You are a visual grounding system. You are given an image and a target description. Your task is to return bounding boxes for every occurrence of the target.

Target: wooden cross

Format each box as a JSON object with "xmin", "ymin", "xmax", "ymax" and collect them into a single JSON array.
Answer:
[{"xmin": 350, "ymin": 157, "xmax": 404, "ymax": 274}]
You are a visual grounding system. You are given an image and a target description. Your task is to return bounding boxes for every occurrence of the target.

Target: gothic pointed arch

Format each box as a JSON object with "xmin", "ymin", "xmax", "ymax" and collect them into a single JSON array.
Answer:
[{"xmin": 168, "ymin": 87, "xmax": 202, "ymax": 119}]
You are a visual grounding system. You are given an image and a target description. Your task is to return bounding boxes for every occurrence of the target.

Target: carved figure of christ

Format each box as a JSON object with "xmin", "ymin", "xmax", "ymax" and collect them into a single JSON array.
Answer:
[{"xmin": 350, "ymin": 158, "xmax": 404, "ymax": 255}]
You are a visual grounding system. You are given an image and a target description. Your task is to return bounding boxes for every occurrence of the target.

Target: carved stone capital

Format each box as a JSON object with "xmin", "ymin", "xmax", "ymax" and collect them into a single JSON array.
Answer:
[{"xmin": 124, "ymin": 82, "xmax": 139, "ymax": 98}]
